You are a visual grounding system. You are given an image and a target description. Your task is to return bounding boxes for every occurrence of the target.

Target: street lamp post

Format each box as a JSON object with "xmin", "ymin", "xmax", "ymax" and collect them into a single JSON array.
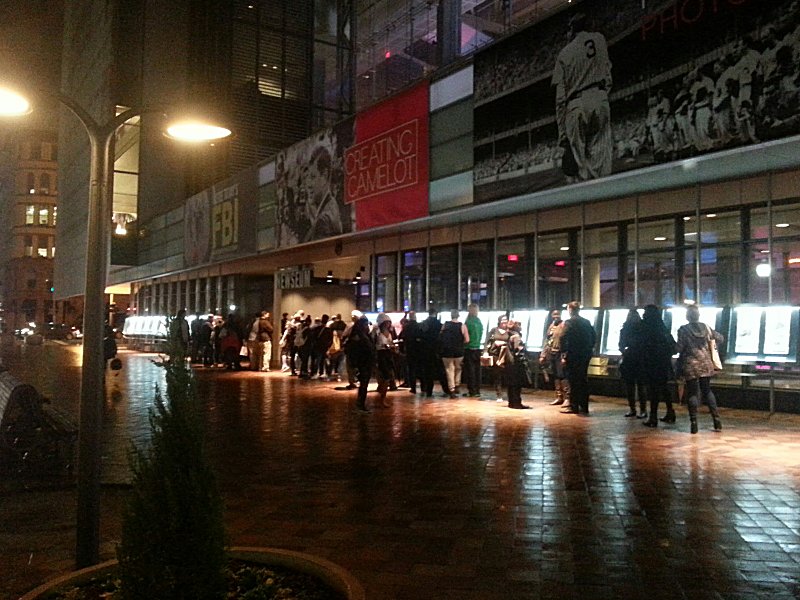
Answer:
[{"xmin": 0, "ymin": 87, "xmax": 230, "ymax": 568}]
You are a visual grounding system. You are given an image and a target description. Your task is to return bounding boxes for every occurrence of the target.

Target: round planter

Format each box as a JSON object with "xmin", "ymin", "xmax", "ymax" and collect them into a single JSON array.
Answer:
[{"xmin": 20, "ymin": 546, "xmax": 365, "ymax": 600}]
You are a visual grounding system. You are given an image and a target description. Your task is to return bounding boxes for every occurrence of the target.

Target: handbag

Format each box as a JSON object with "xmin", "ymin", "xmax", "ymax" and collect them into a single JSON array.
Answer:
[
  {"xmin": 480, "ymin": 351, "xmax": 494, "ymax": 367},
  {"xmin": 707, "ymin": 329, "xmax": 723, "ymax": 371}
]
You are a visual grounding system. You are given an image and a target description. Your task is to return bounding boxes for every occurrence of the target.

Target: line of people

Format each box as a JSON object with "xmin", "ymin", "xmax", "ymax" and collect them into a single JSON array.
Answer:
[{"xmin": 540, "ymin": 302, "xmax": 724, "ymax": 434}]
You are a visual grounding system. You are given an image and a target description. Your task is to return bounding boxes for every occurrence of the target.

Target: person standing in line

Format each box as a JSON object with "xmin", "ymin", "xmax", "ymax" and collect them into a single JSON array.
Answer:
[
  {"xmin": 279, "ymin": 312, "xmax": 291, "ymax": 371},
  {"xmin": 310, "ymin": 314, "xmax": 332, "ymax": 378},
  {"xmin": 438, "ymin": 309, "xmax": 470, "ymax": 399},
  {"xmin": 552, "ymin": 12, "xmax": 613, "ymax": 181},
  {"xmin": 197, "ymin": 315, "xmax": 214, "ymax": 367},
  {"xmin": 419, "ymin": 309, "xmax": 443, "ymax": 398},
  {"xmin": 374, "ymin": 315, "xmax": 396, "ymax": 407},
  {"xmin": 340, "ymin": 310, "xmax": 362, "ymax": 390},
  {"xmin": 486, "ymin": 314, "xmax": 510, "ymax": 402},
  {"xmin": 399, "ymin": 311, "xmax": 422, "ymax": 394},
  {"xmin": 676, "ymin": 304, "xmax": 724, "ymax": 434},
  {"xmin": 637, "ymin": 305, "xmax": 677, "ymax": 428},
  {"xmin": 344, "ymin": 315, "xmax": 375, "ymax": 412},
  {"xmin": 619, "ymin": 308, "xmax": 646, "ymax": 418},
  {"xmin": 559, "ymin": 301, "xmax": 596, "ymax": 415},
  {"xmin": 257, "ymin": 311, "xmax": 274, "ymax": 372},
  {"xmin": 170, "ymin": 308, "xmax": 190, "ymax": 356},
  {"xmin": 505, "ymin": 319, "xmax": 531, "ymax": 409},
  {"xmin": 246, "ymin": 312, "xmax": 263, "ymax": 371},
  {"xmin": 463, "ymin": 304, "xmax": 484, "ymax": 397},
  {"xmin": 541, "ymin": 308, "xmax": 570, "ymax": 407}
]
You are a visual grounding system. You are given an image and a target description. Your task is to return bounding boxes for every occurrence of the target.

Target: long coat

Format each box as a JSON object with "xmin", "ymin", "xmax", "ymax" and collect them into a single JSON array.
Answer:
[
  {"xmin": 635, "ymin": 321, "xmax": 676, "ymax": 384},
  {"xmin": 676, "ymin": 322, "xmax": 724, "ymax": 380}
]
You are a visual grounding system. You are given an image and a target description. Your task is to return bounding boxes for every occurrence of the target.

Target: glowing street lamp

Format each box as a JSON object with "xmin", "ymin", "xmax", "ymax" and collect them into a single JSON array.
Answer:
[{"xmin": 0, "ymin": 84, "xmax": 231, "ymax": 568}]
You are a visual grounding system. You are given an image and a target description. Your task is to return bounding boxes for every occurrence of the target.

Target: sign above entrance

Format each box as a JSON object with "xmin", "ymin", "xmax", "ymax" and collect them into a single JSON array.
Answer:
[{"xmin": 277, "ymin": 268, "xmax": 312, "ymax": 290}]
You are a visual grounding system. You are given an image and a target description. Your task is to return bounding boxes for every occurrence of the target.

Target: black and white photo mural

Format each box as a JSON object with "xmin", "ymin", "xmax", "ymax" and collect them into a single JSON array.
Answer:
[{"xmin": 473, "ymin": 0, "xmax": 800, "ymax": 202}]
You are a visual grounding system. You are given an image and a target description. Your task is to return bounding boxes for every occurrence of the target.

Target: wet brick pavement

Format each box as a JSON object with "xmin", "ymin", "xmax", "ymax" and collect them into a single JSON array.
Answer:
[{"xmin": 1, "ymin": 342, "xmax": 799, "ymax": 599}]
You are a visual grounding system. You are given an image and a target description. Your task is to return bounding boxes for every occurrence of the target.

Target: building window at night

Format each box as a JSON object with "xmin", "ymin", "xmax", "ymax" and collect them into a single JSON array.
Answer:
[
  {"xmin": 496, "ymin": 237, "xmax": 530, "ymax": 310},
  {"xmin": 40, "ymin": 173, "xmax": 51, "ymax": 193},
  {"xmin": 537, "ymin": 232, "xmax": 573, "ymax": 309},
  {"xmin": 37, "ymin": 237, "xmax": 49, "ymax": 258},
  {"xmin": 429, "ymin": 245, "xmax": 458, "ymax": 310},
  {"xmin": 24, "ymin": 235, "xmax": 33, "ymax": 256},
  {"xmin": 26, "ymin": 172, "xmax": 35, "ymax": 193},
  {"xmin": 38, "ymin": 207, "xmax": 49, "ymax": 225},
  {"xmin": 375, "ymin": 253, "xmax": 397, "ymax": 312},
  {"xmin": 401, "ymin": 249, "xmax": 426, "ymax": 312},
  {"xmin": 461, "ymin": 241, "xmax": 493, "ymax": 310},
  {"xmin": 25, "ymin": 205, "xmax": 35, "ymax": 225}
]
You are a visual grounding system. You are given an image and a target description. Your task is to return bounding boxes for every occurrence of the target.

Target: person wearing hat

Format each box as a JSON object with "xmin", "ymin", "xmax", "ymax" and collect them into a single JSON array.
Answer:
[{"xmin": 374, "ymin": 314, "xmax": 396, "ymax": 406}]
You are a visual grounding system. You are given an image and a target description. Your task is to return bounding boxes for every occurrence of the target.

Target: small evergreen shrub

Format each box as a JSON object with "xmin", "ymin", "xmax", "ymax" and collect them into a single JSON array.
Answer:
[{"xmin": 116, "ymin": 320, "xmax": 226, "ymax": 599}]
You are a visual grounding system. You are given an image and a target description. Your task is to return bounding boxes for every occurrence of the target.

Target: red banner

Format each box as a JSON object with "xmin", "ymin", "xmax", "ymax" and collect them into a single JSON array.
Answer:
[{"xmin": 345, "ymin": 83, "xmax": 429, "ymax": 230}]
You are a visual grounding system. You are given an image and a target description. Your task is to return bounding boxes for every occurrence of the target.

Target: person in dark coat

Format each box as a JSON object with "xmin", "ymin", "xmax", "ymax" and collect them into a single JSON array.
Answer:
[
  {"xmin": 419, "ymin": 309, "xmax": 443, "ymax": 397},
  {"xmin": 505, "ymin": 319, "xmax": 531, "ymax": 409},
  {"xmin": 638, "ymin": 305, "xmax": 677, "ymax": 428},
  {"xmin": 619, "ymin": 309, "xmax": 647, "ymax": 419},
  {"xmin": 398, "ymin": 311, "xmax": 422, "ymax": 394},
  {"xmin": 344, "ymin": 315, "xmax": 375, "ymax": 412},
  {"xmin": 560, "ymin": 301, "xmax": 596, "ymax": 415}
]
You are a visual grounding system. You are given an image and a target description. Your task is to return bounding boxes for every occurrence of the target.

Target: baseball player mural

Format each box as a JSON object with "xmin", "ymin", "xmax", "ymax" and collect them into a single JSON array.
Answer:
[
  {"xmin": 472, "ymin": 0, "xmax": 800, "ymax": 204},
  {"xmin": 552, "ymin": 13, "xmax": 613, "ymax": 182}
]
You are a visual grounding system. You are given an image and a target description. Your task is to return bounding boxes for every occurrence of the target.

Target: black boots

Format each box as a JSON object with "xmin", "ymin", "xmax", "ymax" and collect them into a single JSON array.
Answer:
[
  {"xmin": 659, "ymin": 410, "xmax": 676, "ymax": 424},
  {"xmin": 712, "ymin": 416, "xmax": 722, "ymax": 431},
  {"xmin": 690, "ymin": 416, "xmax": 698, "ymax": 434}
]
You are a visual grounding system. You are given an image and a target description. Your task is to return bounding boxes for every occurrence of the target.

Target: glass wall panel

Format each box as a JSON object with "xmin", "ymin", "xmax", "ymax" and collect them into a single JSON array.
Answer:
[
  {"xmin": 537, "ymin": 233, "xmax": 571, "ymax": 308},
  {"xmin": 638, "ymin": 251, "xmax": 677, "ymax": 306},
  {"xmin": 402, "ymin": 249, "xmax": 426, "ymax": 312},
  {"xmin": 698, "ymin": 211, "xmax": 741, "ymax": 244},
  {"xmin": 690, "ymin": 244, "xmax": 741, "ymax": 305},
  {"xmin": 771, "ymin": 201, "xmax": 800, "ymax": 239},
  {"xmin": 772, "ymin": 238, "xmax": 800, "ymax": 304},
  {"xmin": 583, "ymin": 226, "xmax": 618, "ymax": 255},
  {"xmin": 584, "ymin": 256, "xmax": 620, "ymax": 307},
  {"xmin": 429, "ymin": 245, "xmax": 458, "ymax": 310},
  {"xmin": 375, "ymin": 253, "xmax": 397, "ymax": 312},
  {"xmin": 461, "ymin": 241, "xmax": 493, "ymax": 309},
  {"xmin": 496, "ymin": 237, "xmax": 529, "ymax": 309},
  {"xmin": 630, "ymin": 219, "xmax": 674, "ymax": 251}
]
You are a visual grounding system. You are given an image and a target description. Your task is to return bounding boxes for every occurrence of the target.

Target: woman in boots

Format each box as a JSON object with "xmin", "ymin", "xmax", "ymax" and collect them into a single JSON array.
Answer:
[
  {"xmin": 542, "ymin": 309, "xmax": 570, "ymax": 407},
  {"xmin": 619, "ymin": 308, "xmax": 646, "ymax": 419},
  {"xmin": 676, "ymin": 304, "xmax": 724, "ymax": 434},
  {"xmin": 639, "ymin": 305, "xmax": 677, "ymax": 428}
]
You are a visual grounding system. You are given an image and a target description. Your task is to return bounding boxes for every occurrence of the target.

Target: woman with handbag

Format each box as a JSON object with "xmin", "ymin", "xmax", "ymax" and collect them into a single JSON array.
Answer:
[
  {"xmin": 676, "ymin": 304, "xmax": 725, "ymax": 434},
  {"xmin": 485, "ymin": 314, "xmax": 510, "ymax": 402}
]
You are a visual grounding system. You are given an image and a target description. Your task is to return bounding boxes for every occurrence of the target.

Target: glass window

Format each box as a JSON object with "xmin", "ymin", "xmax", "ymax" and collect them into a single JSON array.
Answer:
[
  {"xmin": 630, "ymin": 219, "xmax": 674, "ymax": 251},
  {"xmin": 497, "ymin": 237, "xmax": 529, "ymax": 309},
  {"xmin": 584, "ymin": 256, "xmax": 620, "ymax": 307},
  {"xmin": 37, "ymin": 237, "xmax": 48, "ymax": 258},
  {"xmin": 38, "ymin": 207, "xmax": 49, "ymax": 225},
  {"xmin": 748, "ymin": 238, "xmax": 800, "ymax": 304},
  {"xmin": 638, "ymin": 251, "xmax": 677, "ymax": 306},
  {"xmin": 583, "ymin": 226, "xmax": 618, "ymax": 255},
  {"xmin": 26, "ymin": 173, "xmax": 35, "ymax": 192},
  {"xmin": 401, "ymin": 249, "xmax": 426, "ymax": 312},
  {"xmin": 771, "ymin": 201, "xmax": 800, "ymax": 239},
  {"xmin": 537, "ymin": 232, "xmax": 572, "ymax": 308},
  {"xmin": 25, "ymin": 205, "xmax": 35, "ymax": 224},
  {"xmin": 375, "ymin": 253, "xmax": 397, "ymax": 312},
  {"xmin": 24, "ymin": 235, "xmax": 33, "ymax": 256},
  {"xmin": 698, "ymin": 211, "xmax": 741, "ymax": 244},
  {"xmin": 429, "ymin": 245, "xmax": 458, "ymax": 310},
  {"xmin": 355, "ymin": 281, "xmax": 371, "ymax": 312},
  {"xmin": 40, "ymin": 173, "xmax": 51, "ymax": 192},
  {"xmin": 461, "ymin": 241, "xmax": 493, "ymax": 310},
  {"xmin": 683, "ymin": 243, "xmax": 741, "ymax": 305}
]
